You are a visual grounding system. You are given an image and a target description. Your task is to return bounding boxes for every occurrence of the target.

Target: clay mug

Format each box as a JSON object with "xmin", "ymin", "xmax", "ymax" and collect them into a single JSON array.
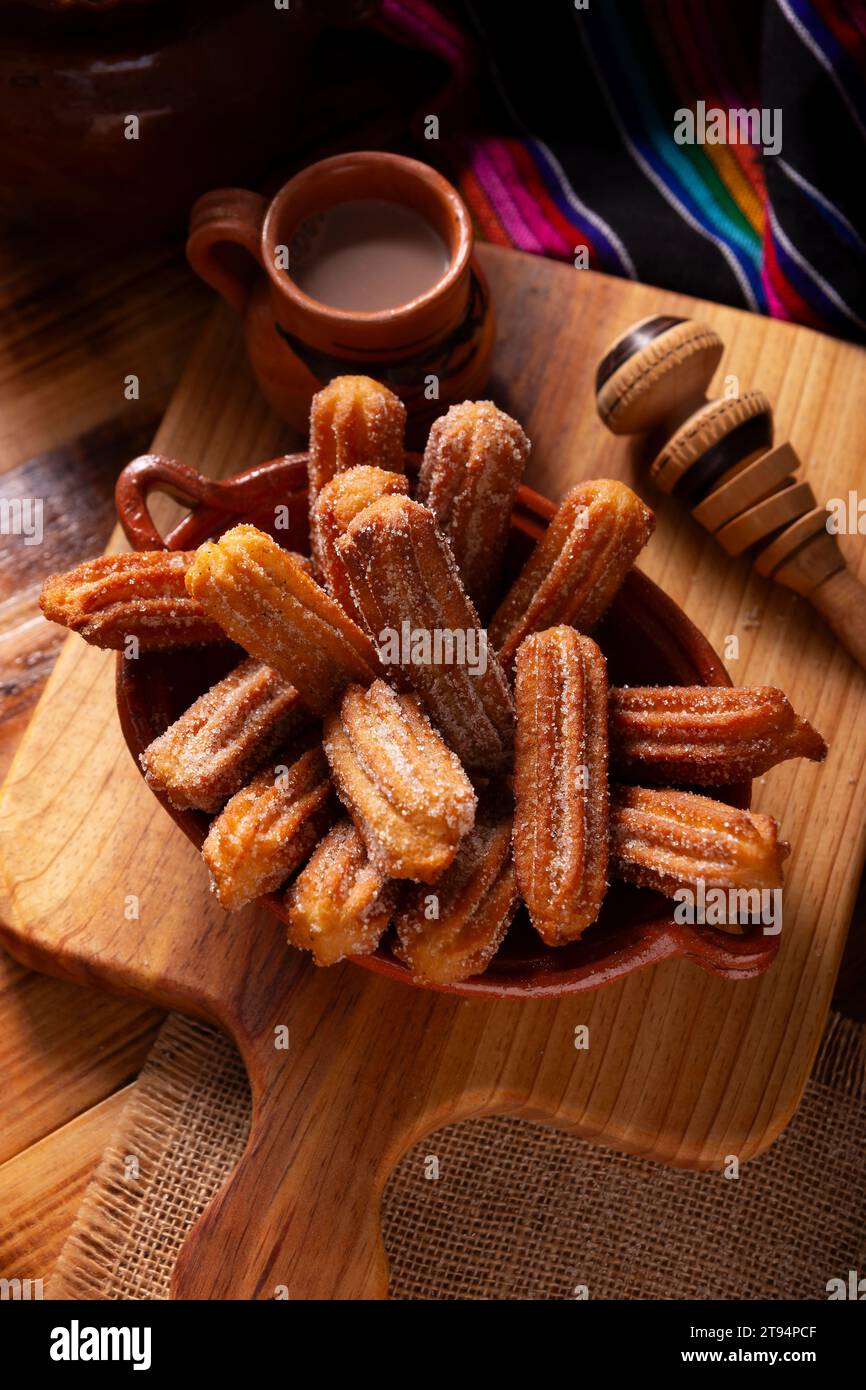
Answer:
[{"xmin": 186, "ymin": 152, "xmax": 495, "ymax": 438}]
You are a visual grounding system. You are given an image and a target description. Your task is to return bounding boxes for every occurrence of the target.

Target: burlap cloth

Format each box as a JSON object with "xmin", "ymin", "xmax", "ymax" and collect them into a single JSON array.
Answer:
[{"xmin": 49, "ymin": 1010, "xmax": 866, "ymax": 1301}]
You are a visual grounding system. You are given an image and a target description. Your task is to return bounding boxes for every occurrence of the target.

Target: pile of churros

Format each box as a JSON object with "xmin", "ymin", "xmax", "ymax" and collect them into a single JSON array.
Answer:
[{"xmin": 40, "ymin": 376, "xmax": 827, "ymax": 985}]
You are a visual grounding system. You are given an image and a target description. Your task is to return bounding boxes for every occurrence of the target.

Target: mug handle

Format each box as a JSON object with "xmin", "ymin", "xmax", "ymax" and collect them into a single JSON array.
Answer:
[{"xmin": 186, "ymin": 188, "xmax": 268, "ymax": 315}]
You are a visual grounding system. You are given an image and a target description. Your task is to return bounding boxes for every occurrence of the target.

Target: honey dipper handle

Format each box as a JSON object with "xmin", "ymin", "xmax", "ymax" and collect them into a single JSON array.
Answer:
[{"xmin": 810, "ymin": 568, "xmax": 866, "ymax": 672}]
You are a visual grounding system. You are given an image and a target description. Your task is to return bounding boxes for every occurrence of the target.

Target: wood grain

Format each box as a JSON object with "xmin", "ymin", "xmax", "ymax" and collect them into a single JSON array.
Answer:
[
  {"xmin": 0, "ymin": 230, "xmax": 207, "ymax": 474},
  {"xmin": 0, "ymin": 231, "xmax": 208, "ymax": 767},
  {"xmin": 0, "ymin": 231, "xmax": 207, "ymax": 1265},
  {"xmin": 0, "ymin": 953, "xmax": 161, "ymax": 1163},
  {"xmin": 1, "ymin": 247, "xmax": 865, "ymax": 1299},
  {"xmin": 0, "ymin": 1089, "xmax": 130, "ymax": 1284}
]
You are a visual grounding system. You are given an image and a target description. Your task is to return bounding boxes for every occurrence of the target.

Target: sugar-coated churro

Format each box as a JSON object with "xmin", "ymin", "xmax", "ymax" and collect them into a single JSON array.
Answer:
[
  {"xmin": 490, "ymin": 479, "xmax": 654, "ymax": 668},
  {"xmin": 140, "ymin": 656, "xmax": 311, "ymax": 812},
  {"xmin": 417, "ymin": 400, "xmax": 529, "ymax": 615},
  {"xmin": 395, "ymin": 792, "xmax": 518, "ymax": 984},
  {"xmin": 202, "ymin": 739, "xmax": 333, "ymax": 911},
  {"xmin": 185, "ymin": 523, "xmax": 380, "ymax": 714},
  {"xmin": 323, "ymin": 679, "xmax": 476, "ymax": 883},
  {"xmin": 308, "ymin": 375, "xmax": 406, "ymax": 527},
  {"xmin": 610, "ymin": 786, "xmax": 788, "ymax": 902},
  {"xmin": 513, "ymin": 627, "xmax": 609, "ymax": 944},
  {"xmin": 336, "ymin": 494, "xmax": 515, "ymax": 772},
  {"xmin": 40, "ymin": 551, "xmax": 224, "ymax": 650},
  {"xmin": 311, "ymin": 465, "xmax": 408, "ymax": 617},
  {"xmin": 609, "ymin": 686, "xmax": 826, "ymax": 785},
  {"xmin": 285, "ymin": 818, "xmax": 397, "ymax": 965}
]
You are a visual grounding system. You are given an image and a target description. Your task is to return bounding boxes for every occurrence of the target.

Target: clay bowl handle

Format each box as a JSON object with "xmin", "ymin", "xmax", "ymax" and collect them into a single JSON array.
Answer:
[
  {"xmin": 186, "ymin": 188, "xmax": 267, "ymax": 315},
  {"xmin": 115, "ymin": 452, "xmax": 309, "ymax": 551}
]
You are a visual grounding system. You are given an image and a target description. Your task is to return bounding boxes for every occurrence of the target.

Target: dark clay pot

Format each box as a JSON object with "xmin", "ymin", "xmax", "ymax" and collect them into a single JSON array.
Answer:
[{"xmin": 0, "ymin": 0, "xmax": 372, "ymax": 241}]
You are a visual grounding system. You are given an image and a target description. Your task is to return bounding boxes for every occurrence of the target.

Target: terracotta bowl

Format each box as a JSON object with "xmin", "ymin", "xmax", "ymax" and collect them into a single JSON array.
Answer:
[{"xmin": 115, "ymin": 453, "xmax": 779, "ymax": 999}]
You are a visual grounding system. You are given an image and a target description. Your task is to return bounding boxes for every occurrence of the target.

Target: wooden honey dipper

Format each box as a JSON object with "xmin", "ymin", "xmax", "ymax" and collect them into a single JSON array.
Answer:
[{"xmin": 595, "ymin": 315, "xmax": 866, "ymax": 670}]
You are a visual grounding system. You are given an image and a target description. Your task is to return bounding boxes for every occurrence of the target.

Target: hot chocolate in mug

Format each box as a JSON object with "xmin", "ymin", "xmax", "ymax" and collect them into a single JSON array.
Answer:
[{"xmin": 187, "ymin": 152, "xmax": 495, "ymax": 436}]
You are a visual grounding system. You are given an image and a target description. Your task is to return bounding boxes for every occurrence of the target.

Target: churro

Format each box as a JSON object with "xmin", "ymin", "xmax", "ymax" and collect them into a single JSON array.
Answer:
[
  {"xmin": 417, "ymin": 400, "xmax": 529, "ymax": 615},
  {"xmin": 336, "ymin": 494, "xmax": 515, "ymax": 772},
  {"xmin": 202, "ymin": 739, "xmax": 333, "ymax": 911},
  {"xmin": 308, "ymin": 375, "xmax": 406, "ymax": 525},
  {"xmin": 489, "ymin": 479, "xmax": 654, "ymax": 668},
  {"xmin": 140, "ymin": 656, "xmax": 311, "ymax": 812},
  {"xmin": 323, "ymin": 679, "xmax": 476, "ymax": 883},
  {"xmin": 395, "ymin": 793, "xmax": 518, "ymax": 984},
  {"xmin": 285, "ymin": 818, "xmax": 397, "ymax": 966},
  {"xmin": 311, "ymin": 465, "xmax": 408, "ymax": 616},
  {"xmin": 185, "ymin": 523, "xmax": 380, "ymax": 714},
  {"xmin": 609, "ymin": 686, "xmax": 826, "ymax": 785},
  {"xmin": 40, "ymin": 551, "xmax": 224, "ymax": 650},
  {"xmin": 610, "ymin": 786, "xmax": 788, "ymax": 901},
  {"xmin": 513, "ymin": 627, "xmax": 609, "ymax": 944}
]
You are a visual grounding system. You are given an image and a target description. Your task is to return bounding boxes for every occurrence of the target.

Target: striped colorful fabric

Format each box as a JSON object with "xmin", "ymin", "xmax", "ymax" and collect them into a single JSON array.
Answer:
[{"xmin": 377, "ymin": 0, "xmax": 866, "ymax": 341}]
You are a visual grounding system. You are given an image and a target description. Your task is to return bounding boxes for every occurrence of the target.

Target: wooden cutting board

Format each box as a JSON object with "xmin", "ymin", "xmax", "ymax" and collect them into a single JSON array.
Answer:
[{"xmin": 1, "ymin": 245, "xmax": 864, "ymax": 1300}]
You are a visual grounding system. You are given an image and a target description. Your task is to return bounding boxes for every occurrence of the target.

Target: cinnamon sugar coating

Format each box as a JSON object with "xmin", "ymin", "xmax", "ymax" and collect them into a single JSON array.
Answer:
[
  {"xmin": 40, "ymin": 551, "xmax": 224, "ymax": 650},
  {"xmin": 307, "ymin": 375, "xmax": 406, "ymax": 532},
  {"xmin": 323, "ymin": 679, "xmax": 476, "ymax": 883},
  {"xmin": 610, "ymin": 786, "xmax": 788, "ymax": 903},
  {"xmin": 490, "ymin": 479, "xmax": 654, "ymax": 668},
  {"xmin": 141, "ymin": 656, "xmax": 311, "ymax": 813},
  {"xmin": 609, "ymin": 685, "xmax": 826, "ymax": 785},
  {"xmin": 513, "ymin": 627, "xmax": 609, "ymax": 945},
  {"xmin": 395, "ymin": 790, "xmax": 518, "ymax": 984},
  {"xmin": 184, "ymin": 523, "xmax": 380, "ymax": 714},
  {"xmin": 336, "ymin": 494, "xmax": 515, "ymax": 772},
  {"xmin": 417, "ymin": 400, "xmax": 529, "ymax": 615},
  {"xmin": 286, "ymin": 818, "xmax": 397, "ymax": 966},
  {"xmin": 312, "ymin": 465, "xmax": 409, "ymax": 616},
  {"xmin": 202, "ymin": 738, "xmax": 333, "ymax": 911}
]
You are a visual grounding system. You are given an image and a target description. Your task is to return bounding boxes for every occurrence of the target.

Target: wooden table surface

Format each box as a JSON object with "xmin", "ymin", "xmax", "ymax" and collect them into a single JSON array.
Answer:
[{"xmin": 0, "ymin": 227, "xmax": 864, "ymax": 1290}]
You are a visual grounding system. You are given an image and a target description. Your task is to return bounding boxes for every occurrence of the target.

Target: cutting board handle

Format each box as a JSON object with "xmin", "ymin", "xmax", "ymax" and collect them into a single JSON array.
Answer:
[
  {"xmin": 168, "ymin": 961, "xmax": 475, "ymax": 1301},
  {"xmin": 115, "ymin": 452, "xmax": 308, "ymax": 551}
]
